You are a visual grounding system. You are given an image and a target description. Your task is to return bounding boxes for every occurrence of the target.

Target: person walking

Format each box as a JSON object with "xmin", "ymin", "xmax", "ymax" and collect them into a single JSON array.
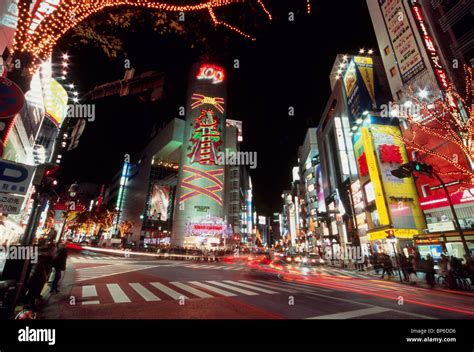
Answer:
[
  {"xmin": 398, "ymin": 253, "xmax": 410, "ymax": 281},
  {"xmin": 425, "ymin": 254, "xmax": 436, "ymax": 288},
  {"xmin": 25, "ymin": 247, "xmax": 53, "ymax": 310},
  {"xmin": 50, "ymin": 242, "xmax": 68, "ymax": 294},
  {"xmin": 381, "ymin": 254, "xmax": 394, "ymax": 279}
]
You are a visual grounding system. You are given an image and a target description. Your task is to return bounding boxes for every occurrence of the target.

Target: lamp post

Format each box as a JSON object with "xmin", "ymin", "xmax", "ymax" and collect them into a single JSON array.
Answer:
[{"xmin": 57, "ymin": 182, "xmax": 79, "ymax": 243}]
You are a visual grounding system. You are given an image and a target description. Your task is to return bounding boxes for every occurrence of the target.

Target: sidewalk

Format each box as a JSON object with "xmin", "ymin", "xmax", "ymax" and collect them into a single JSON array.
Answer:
[{"xmin": 325, "ymin": 262, "xmax": 474, "ymax": 295}]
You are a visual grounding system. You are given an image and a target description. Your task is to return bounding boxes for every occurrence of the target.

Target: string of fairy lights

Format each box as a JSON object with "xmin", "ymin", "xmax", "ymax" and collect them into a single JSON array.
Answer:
[
  {"xmin": 12, "ymin": 0, "xmax": 314, "ymax": 76},
  {"xmin": 58, "ymin": 52, "xmax": 80, "ymax": 104}
]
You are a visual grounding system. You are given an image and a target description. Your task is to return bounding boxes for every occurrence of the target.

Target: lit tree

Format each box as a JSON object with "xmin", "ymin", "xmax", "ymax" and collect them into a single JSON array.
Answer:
[
  {"xmin": 118, "ymin": 220, "xmax": 135, "ymax": 238},
  {"xmin": 399, "ymin": 66, "xmax": 474, "ymax": 186}
]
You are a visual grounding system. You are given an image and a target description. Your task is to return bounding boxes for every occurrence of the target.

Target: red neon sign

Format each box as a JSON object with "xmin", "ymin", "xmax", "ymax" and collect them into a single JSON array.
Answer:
[
  {"xmin": 196, "ymin": 64, "xmax": 225, "ymax": 84},
  {"xmin": 411, "ymin": 4, "xmax": 449, "ymax": 89}
]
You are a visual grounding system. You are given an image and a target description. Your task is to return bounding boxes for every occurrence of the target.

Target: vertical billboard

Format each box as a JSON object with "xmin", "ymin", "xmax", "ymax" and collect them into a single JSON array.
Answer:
[
  {"xmin": 378, "ymin": 0, "xmax": 425, "ymax": 83},
  {"xmin": 171, "ymin": 63, "xmax": 227, "ymax": 247},
  {"xmin": 148, "ymin": 184, "xmax": 171, "ymax": 221}
]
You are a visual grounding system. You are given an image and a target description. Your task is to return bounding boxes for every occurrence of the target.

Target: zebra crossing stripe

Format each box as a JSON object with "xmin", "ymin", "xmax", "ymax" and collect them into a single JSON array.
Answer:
[
  {"xmin": 189, "ymin": 281, "xmax": 237, "ymax": 297},
  {"xmin": 170, "ymin": 282, "xmax": 214, "ymax": 298},
  {"xmin": 239, "ymin": 280, "xmax": 298, "ymax": 293},
  {"xmin": 82, "ymin": 285, "xmax": 97, "ymax": 298},
  {"xmin": 106, "ymin": 283, "xmax": 131, "ymax": 303},
  {"xmin": 205, "ymin": 281, "xmax": 259, "ymax": 296},
  {"xmin": 82, "ymin": 300, "xmax": 100, "ymax": 305},
  {"xmin": 223, "ymin": 281, "xmax": 278, "ymax": 294},
  {"xmin": 129, "ymin": 283, "xmax": 161, "ymax": 301},
  {"xmin": 150, "ymin": 282, "xmax": 188, "ymax": 300},
  {"xmin": 223, "ymin": 267, "xmax": 234, "ymax": 270},
  {"xmin": 268, "ymin": 280, "xmax": 333, "ymax": 293}
]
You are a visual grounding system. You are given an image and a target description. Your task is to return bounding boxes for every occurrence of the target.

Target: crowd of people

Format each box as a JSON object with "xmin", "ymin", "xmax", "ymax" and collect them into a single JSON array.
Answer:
[{"xmin": 360, "ymin": 251, "xmax": 473, "ymax": 289}]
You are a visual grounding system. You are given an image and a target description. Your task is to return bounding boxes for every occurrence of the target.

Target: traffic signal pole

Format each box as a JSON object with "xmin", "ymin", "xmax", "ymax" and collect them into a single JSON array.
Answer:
[{"xmin": 431, "ymin": 171, "xmax": 471, "ymax": 262}]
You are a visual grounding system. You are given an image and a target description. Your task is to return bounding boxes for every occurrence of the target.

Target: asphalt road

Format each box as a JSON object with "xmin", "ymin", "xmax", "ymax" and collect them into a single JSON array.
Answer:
[{"xmin": 39, "ymin": 251, "xmax": 474, "ymax": 320}]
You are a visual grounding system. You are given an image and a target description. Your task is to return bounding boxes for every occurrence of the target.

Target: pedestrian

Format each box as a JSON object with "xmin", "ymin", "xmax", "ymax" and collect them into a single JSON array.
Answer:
[
  {"xmin": 398, "ymin": 253, "xmax": 409, "ymax": 281},
  {"xmin": 50, "ymin": 242, "xmax": 68, "ymax": 294},
  {"xmin": 381, "ymin": 254, "xmax": 394, "ymax": 279},
  {"xmin": 425, "ymin": 254, "xmax": 436, "ymax": 288},
  {"xmin": 25, "ymin": 247, "xmax": 53, "ymax": 310}
]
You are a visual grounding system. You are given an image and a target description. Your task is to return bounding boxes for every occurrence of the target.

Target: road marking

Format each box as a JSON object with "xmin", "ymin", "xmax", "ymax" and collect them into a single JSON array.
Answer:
[
  {"xmin": 258, "ymin": 280, "xmax": 332, "ymax": 294},
  {"xmin": 82, "ymin": 285, "xmax": 97, "ymax": 298},
  {"xmin": 223, "ymin": 280, "xmax": 278, "ymax": 294},
  {"xmin": 150, "ymin": 282, "xmax": 188, "ymax": 300},
  {"xmin": 106, "ymin": 283, "xmax": 131, "ymax": 303},
  {"xmin": 189, "ymin": 281, "xmax": 237, "ymax": 297},
  {"xmin": 230, "ymin": 267, "xmax": 243, "ymax": 270},
  {"xmin": 307, "ymin": 307, "xmax": 391, "ymax": 319},
  {"xmin": 239, "ymin": 280, "xmax": 298, "ymax": 293},
  {"xmin": 82, "ymin": 300, "xmax": 100, "ymax": 305},
  {"xmin": 206, "ymin": 281, "xmax": 259, "ymax": 296},
  {"xmin": 270, "ymin": 280, "xmax": 334, "ymax": 293},
  {"xmin": 170, "ymin": 282, "xmax": 214, "ymax": 298},
  {"xmin": 223, "ymin": 267, "xmax": 234, "ymax": 270},
  {"xmin": 76, "ymin": 264, "xmax": 159, "ymax": 282},
  {"xmin": 129, "ymin": 283, "xmax": 161, "ymax": 301}
]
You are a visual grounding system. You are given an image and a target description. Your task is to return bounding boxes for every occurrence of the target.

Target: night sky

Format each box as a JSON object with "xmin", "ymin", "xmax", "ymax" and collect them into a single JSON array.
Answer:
[{"xmin": 56, "ymin": 0, "xmax": 378, "ymax": 216}]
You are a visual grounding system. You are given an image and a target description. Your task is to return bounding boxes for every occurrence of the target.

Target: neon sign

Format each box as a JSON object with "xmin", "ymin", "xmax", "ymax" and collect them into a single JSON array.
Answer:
[
  {"xmin": 196, "ymin": 64, "xmax": 225, "ymax": 84},
  {"xmin": 191, "ymin": 94, "xmax": 225, "ymax": 113},
  {"xmin": 411, "ymin": 3, "xmax": 449, "ymax": 89},
  {"xmin": 179, "ymin": 166, "xmax": 224, "ymax": 206}
]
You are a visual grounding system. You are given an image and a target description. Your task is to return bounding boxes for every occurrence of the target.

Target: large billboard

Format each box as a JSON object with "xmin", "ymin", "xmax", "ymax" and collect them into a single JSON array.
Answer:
[
  {"xmin": 172, "ymin": 63, "xmax": 227, "ymax": 247},
  {"xmin": 148, "ymin": 184, "xmax": 171, "ymax": 221},
  {"xmin": 44, "ymin": 79, "xmax": 68, "ymax": 127},
  {"xmin": 378, "ymin": 0, "xmax": 425, "ymax": 83}
]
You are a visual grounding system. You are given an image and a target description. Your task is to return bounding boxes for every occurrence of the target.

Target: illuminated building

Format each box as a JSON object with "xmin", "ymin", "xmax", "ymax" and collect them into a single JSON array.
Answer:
[
  {"xmin": 107, "ymin": 118, "xmax": 184, "ymax": 247},
  {"xmin": 171, "ymin": 62, "xmax": 228, "ymax": 248},
  {"xmin": 297, "ymin": 128, "xmax": 320, "ymax": 253},
  {"xmin": 367, "ymin": 0, "xmax": 474, "ymax": 258}
]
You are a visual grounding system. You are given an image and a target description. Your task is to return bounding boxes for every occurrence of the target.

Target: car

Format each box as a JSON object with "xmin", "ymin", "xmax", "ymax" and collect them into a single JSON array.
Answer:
[{"xmin": 303, "ymin": 253, "xmax": 325, "ymax": 266}]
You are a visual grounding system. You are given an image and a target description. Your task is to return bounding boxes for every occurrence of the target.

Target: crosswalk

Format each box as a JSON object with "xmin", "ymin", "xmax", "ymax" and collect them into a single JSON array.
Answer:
[
  {"xmin": 179, "ymin": 263, "xmax": 372, "ymax": 279},
  {"xmin": 70, "ymin": 255, "xmax": 138, "ymax": 262},
  {"xmin": 72, "ymin": 279, "xmax": 337, "ymax": 306},
  {"xmin": 75, "ymin": 263, "xmax": 162, "ymax": 282}
]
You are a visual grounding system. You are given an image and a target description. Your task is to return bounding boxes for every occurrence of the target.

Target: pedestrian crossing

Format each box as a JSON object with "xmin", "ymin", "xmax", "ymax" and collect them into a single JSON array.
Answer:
[
  {"xmin": 72, "ymin": 279, "xmax": 337, "ymax": 306},
  {"xmin": 70, "ymin": 255, "xmax": 138, "ymax": 262},
  {"xmin": 179, "ymin": 263, "xmax": 372, "ymax": 279},
  {"xmin": 75, "ymin": 263, "xmax": 161, "ymax": 282}
]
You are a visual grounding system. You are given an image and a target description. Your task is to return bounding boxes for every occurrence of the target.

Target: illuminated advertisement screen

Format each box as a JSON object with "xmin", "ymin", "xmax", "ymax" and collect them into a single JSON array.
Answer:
[
  {"xmin": 44, "ymin": 79, "xmax": 68, "ymax": 127},
  {"xmin": 379, "ymin": 0, "xmax": 425, "ymax": 83},
  {"xmin": 148, "ymin": 185, "xmax": 171, "ymax": 221},
  {"xmin": 315, "ymin": 164, "xmax": 326, "ymax": 213}
]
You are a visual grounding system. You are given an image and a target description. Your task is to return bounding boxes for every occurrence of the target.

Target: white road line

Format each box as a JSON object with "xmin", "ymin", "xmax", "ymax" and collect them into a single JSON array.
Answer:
[
  {"xmin": 206, "ymin": 281, "xmax": 259, "ymax": 296},
  {"xmin": 268, "ymin": 280, "xmax": 333, "ymax": 293},
  {"xmin": 82, "ymin": 285, "xmax": 97, "ymax": 298},
  {"xmin": 189, "ymin": 281, "xmax": 237, "ymax": 297},
  {"xmin": 150, "ymin": 282, "xmax": 188, "ymax": 300},
  {"xmin": 223, "ymin": 267, "xmax": 234, "ymax": 270},
  {"xmin": 106, "ymin": 284, "xmax": 131, "ymax": 303},
  {"xmin": 170, "ymin": 282, "xmax": 214, "ymax": 298},
  {"xmin": 223, "ymin": 281, "xmax": 279, "ymax": 294},
  {"xmin": 82, "ymin": 300, "xmax": 100, "ymax": 305},
  {"xmin": 230, "ymin": 267, "xmax": 243, "ymax": 270},
  {"xmin": 129, "ymin": 283, "xmax": 161, "ymax": 301},
  {"xmin": 307, "ymin": 307, "xmax": 391, "ymax": 319},
  {"xmin": 239, "ymin": 280, "xmax": 298, "ymax": 293},
  {"xmin": 256, "ymin": 280, "xmax": 331, "ymax": 293}
]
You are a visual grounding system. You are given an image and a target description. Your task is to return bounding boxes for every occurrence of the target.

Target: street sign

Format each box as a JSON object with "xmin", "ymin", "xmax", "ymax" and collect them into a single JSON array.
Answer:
[
  {"xmin": 0, "ymin": 77, "xmax": 25, "ymax": 118},
  {"xmin": 0, "ymin": 193, "xmax": 25, "ymax": 215},
  {"xmin": 0, "ymin": 158, "xmax": 35, "ymax": 195}
]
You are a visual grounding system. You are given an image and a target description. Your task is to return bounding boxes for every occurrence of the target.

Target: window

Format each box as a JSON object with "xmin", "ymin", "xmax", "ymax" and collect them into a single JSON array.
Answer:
[
  {"xmin": 384, "ymin": 46, "xmax": 391, "ymax": 56},
  {"xmin": 390, "ymin": 66, "xmax": 397, "ymax": 77}
]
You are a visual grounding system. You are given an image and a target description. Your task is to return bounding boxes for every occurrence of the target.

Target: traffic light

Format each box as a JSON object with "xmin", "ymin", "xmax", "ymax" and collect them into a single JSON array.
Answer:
[{"xmin": 391, "ymin": 161, "xmax": 433, "ymax": 179}]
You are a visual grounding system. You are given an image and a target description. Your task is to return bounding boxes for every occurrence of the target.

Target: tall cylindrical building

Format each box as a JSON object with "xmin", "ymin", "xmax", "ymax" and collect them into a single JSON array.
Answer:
[{"xmin": 171, "ymin": 62, "xmax": 227, "ymax": 247}]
